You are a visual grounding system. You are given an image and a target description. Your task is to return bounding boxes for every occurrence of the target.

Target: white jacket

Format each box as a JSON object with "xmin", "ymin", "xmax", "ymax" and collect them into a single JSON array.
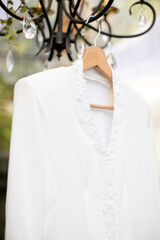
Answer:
[{"xmin": 5, "ymin": 57, "xmax": 160, "ymax": 240}]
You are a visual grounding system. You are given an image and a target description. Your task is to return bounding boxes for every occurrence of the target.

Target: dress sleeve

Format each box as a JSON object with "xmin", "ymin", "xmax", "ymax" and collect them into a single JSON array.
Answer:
[{"xmin": 5, "ymin": 80, "xmax": 49, "ymax": 240}]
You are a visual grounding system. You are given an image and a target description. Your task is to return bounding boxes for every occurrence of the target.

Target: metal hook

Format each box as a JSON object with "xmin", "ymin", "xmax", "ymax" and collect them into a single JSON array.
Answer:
[{"xmin": 85, "ymin": 15, "xmax": 101, "ymax": 46}]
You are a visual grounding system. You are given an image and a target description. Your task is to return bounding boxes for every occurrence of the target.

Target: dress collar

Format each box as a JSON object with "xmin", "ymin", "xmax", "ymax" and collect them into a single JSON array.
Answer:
[
  {"xmin": 72, "ymin": 57, "xmax": 125, "ymax": 240},
  {"xmin": 72, "ymin": 57, "xmax": 124, "ymax": 159}
]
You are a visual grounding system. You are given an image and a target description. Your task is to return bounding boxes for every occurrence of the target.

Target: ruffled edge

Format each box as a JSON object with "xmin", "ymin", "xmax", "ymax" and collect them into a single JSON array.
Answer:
[{"xmin": 72, "ymin": 57, "xmax": 125, "ymax": 240}]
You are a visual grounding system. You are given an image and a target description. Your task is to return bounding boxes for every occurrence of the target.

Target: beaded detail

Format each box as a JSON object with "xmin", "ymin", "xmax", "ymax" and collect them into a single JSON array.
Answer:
[{"xmin": 72, "ymin": 57, "xmax": 125, "ymax": 240}]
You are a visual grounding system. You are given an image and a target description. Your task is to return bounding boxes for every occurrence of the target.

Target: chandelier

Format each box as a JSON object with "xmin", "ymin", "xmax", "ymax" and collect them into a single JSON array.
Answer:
[{"xmin": 0, "ymin": 0, "xmax": 156, "ymax": 65}]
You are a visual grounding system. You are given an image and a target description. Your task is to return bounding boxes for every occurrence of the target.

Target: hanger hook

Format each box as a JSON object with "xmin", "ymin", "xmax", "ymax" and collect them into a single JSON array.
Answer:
[{"xmin": 85, "ymin": 15, "xmax": 101, "ymax": 47}]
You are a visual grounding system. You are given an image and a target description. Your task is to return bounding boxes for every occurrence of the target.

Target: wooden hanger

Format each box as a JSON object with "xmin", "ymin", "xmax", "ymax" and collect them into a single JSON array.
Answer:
[{"xmin": 82, "ymin": 16, "xmax": 114, "ymax": 111}]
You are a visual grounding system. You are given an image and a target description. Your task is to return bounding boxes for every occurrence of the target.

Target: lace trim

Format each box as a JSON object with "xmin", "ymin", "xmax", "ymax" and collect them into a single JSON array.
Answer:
[{"xmin": 73, "ymin": 57, "xmax": 125, "ymax": 240}]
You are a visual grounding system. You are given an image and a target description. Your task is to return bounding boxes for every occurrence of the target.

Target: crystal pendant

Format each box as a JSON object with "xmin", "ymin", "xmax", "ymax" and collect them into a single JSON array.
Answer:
[
  {"xmin": 102, "ymin": 35, "xmax": 108, "ymax": 42},
  {"xmin": 107, "ymin": 41, "xmax": 112, "ymax": 48},
  {"xmin": 139, "ymin": 14, "xmax": 147, "ymax": 26},
  {"xmin": 80, "ymin": 28, "xmax": 86, "ymax": 37},
  {"xmin": 139, "ymin": 8, "xmax": 147, "ymax": 27},
  {"xmin": 23, "ymin": 17, "xmax": 37, "ymax": 39},
  {"xmin": 101, "ymin": 21, "xmax": 109, "ymax": 42},
  {"xmin": 107, "ymin": 52, "xmax": 117, "ymax": 69},
  {"xmin": 6, "ymin": 50, "xmax": 14, "ymax": 73},
  {"xmin": 78, "ymin": 41, "xmax": 85, "ymax": 58}
]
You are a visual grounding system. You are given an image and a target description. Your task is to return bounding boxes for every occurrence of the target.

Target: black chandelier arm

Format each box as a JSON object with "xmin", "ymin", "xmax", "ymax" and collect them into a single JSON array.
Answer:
[
  {"xmin": 73, "ymin": 27, "xmax": 83, "ymax": 51},
  {"xmin": 39, "ymin": 0, "xmax": 53, "ymax": 52},
  {"xmin": 73, "ymin": 10, "xmax": 94, "ymax": 53},
  {"xmin": 27, "ymin": 9, "xmax": 46, "ymax": 57},
  {"xmin": 0, "ymin": 2, "xmax": 24, "ymax": 36},
  {"xmin": 61, "ymin": 0, "xmax": 114, "ymax": 24},
  {"xmin": 48, "ymin": 0, "xmax": 64, "ymax": 61},
  {"xmin": 74, "ymin": 23, "xmax": 89, "ymax": 52},
  {"xmin": 68, "ymin": 0, "xmax": 85, "ymax": 36},
  {"xmin": 0, "ymin": 0, "xmax": 24, "ymax": 21},
  {"xmin": 57, "ymin": 0, "xmax": 63, "ymax": 32},
  {"xmin": 77, "ymin": 0, "xmax": 85, "ymax": 16},
  {"xmin": 69, "ymin": 0, "xmax": 111, "ymax": 43},
  {"xmin": 70, "ymin": 0, "xmax": 104, "ymax": 22},
  {"xmin": 52, "ymin": 3, "xmax": 59, "ymax": 32},
  {"xmin": 36, "ymin": 37, "xmax": 52, "ymax": 57},
  {"xmin": 27, "ymin": 6, "xmax": 44, "ymax": 33},
  {"xmin": 68, "ymin": 0, "xmax": 91, "ymax": 53},
  {"xmin": 66, "ymin": 39, "xmax": 73, "ymax": 61},
  {"xmin": 65, "ymin": 0, "xmax": 82, "ymax": 61},
  {"xmin": 77, "ymin": 0, "xmax": 156, "ymax": 39},
  {"xmin": 23, "ymin": 0, "xmax": 53, "ymax": 24},
  {"xmin": 0, "ymin": 29, "xmax": 22, "ymax": 36},
  {"xmin": 69, "ymin": 0, "xmax": 85, "ymax": 18},
  {"xmin": 69, "ymin": 0, "xmax": 156, "ymax": 39},
  {"xmin": 35, "ymin": 29, "xmax": 46, "ymax": 56},
  {"xmin": 74, "ymin": 29, "xmax": 91, "ymax": 51},
  {"xmin": 0, "ymin": 1, "xmax": 46, "ymax": 36},
  {"xmin": 37, "ymin": 0, "xmax": 53, "ymax": 23},
  {"xmin": 67, "ymin": 0, "xmax": 82, "ymax": 34},
  {"xmin": 48, "ymin": 41, "xmax": 55, "ymax": 61},
  {"xmin": 98, "ymin": 18, "xmax": 112, "ymax": 48},
  {"xmin": 129, "ymin": 0, "xmax": 153, "ymax": 16},
  {"xmin": 0, "ymin": 0, "xmax": 52, "ymax": 22},
  {"xmin": 73, "ymin": 17, "xmax": 111, "ymax": 52},
  {"xmin": 92, "ymin": 0, "xmax": 104, "ymax": 15},
  {"xmin": 33, "ymin": 1, "xmax": 55, "ymax": 25}
]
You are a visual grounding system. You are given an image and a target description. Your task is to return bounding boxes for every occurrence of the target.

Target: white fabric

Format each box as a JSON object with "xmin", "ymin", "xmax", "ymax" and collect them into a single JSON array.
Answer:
[
  {"xmin": 5, "ymin": 57, "xmax": 160, "ymax": 240},
  {"xmin": 84, "ymin": 67, "xmax": 113, "ymax": 147}
]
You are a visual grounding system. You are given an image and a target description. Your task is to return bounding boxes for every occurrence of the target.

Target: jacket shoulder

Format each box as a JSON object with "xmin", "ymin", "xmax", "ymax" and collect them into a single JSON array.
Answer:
[{"xmin": 14, "ymin": 65, "xmax": 73, "ymax": 93}]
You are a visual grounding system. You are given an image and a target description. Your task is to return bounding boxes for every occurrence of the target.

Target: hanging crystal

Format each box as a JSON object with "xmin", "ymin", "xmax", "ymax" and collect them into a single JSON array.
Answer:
[
  {"xmin": 22, "ymin": 17, "xmax": 37, "ymax": 39},
  {"xmin": 139, "ymin": 8, "xmax": 147, "ymax": 27},
  {"xmin": 77, "ymin": 27, "xmax": 86, "ymax": 58},
  {"xmin": 107, "ymin": 40, "xmax": 112, "ymax": 48},
  {"xmin": 101, "ymin": 21, "xmax": 109, "ymax": 42},
  {"xmin": 102, "ymin": 35, "xmax": 108, "ymax": 42},
  {"xmin": 106, "ymin": 41, "xmax": 117, "ymax": 69},
  {"xmin": 107, "ymin": 52, "xmax": 117, "ymax": 69},
  {"xmin": 78, "ymin": 41, "xmax": 85, "ymax": 59},
  {"xmin": 80, "ymin": 28, "xmax": 86, "ymax": 37},
  {"xmin": 6, "ymin": 50, "xmax": 14, "ymax": 73}
]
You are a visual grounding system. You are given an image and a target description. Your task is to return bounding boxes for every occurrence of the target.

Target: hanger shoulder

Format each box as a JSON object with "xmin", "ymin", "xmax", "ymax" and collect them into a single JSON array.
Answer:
[
  {"xmin": 82, "ymin": 45, "xmax": 114, "ymax": 111},
  {"xmin": 82, "ymin": 46, "xmax": 98, "ymax": 69},
  {"xmin": 82, "ymin": 46, "xmax": 112, "ymax": 82}
]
